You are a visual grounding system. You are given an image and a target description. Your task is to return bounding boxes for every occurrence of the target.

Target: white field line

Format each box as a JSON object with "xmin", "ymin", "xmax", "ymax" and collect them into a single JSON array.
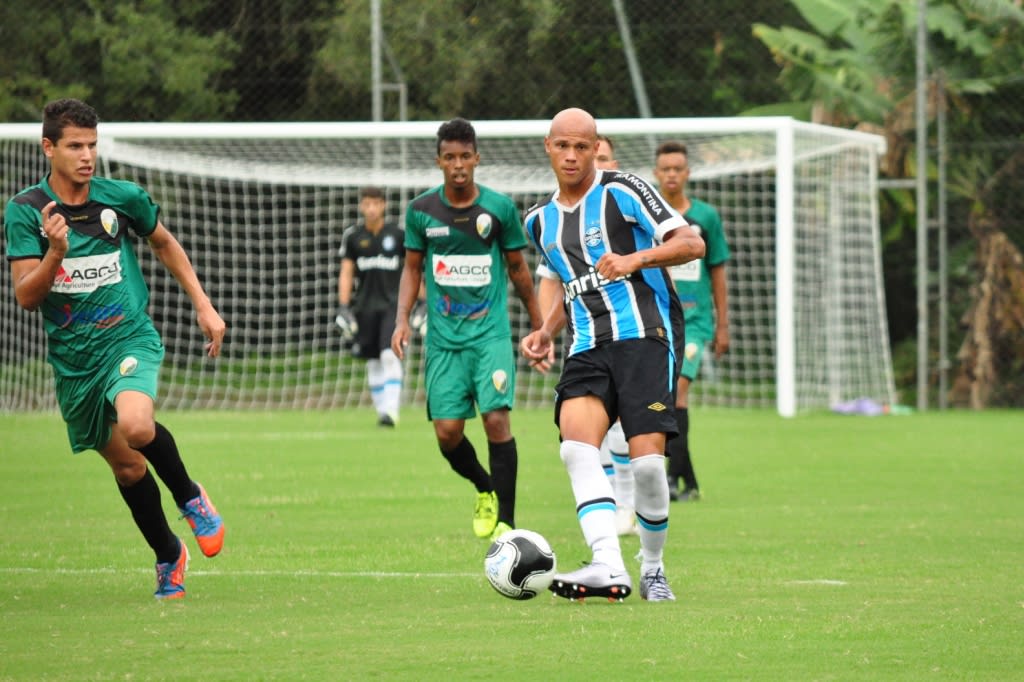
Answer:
[
  {"xmin": 0, "ymin": 567, "xmax": 479, "ymax": 579},
  {"xmin": 785, "ymin": 579, "xmax": 848, "ymax": 586}
]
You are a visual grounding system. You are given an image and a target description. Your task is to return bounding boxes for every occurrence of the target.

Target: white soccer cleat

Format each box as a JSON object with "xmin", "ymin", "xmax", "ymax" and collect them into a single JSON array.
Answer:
[{"xmin": 549, "ymin": 562, "xmax": 632, "ymax": 602}]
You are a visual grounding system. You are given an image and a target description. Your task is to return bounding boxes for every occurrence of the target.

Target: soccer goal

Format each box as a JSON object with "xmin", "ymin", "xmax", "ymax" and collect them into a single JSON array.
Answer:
[{"xmin": 0, "ymin": 117, "xmax": 894, "ymax": 416}]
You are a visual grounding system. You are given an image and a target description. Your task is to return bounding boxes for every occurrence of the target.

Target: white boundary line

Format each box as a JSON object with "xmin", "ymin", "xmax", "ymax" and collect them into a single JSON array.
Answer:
[{"xmin": 0, "ymin": 567, "xmax": 479, "ymax": 578}]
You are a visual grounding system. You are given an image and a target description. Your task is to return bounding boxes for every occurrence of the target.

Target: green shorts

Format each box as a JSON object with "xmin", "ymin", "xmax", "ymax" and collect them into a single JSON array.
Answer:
[
  {"xmin": 424, "ymin": 340, "xmax": 516, "ymax": 420},
  {"xmin": 54, "ymin": 339, "xmax": 164, "ymax": 453},
  {"xmin": 679, "ymin": 338, "xmax": 708, "ymax": 381}
]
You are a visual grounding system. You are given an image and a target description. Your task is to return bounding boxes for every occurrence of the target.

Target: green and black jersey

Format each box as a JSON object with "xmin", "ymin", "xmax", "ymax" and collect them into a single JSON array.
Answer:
[
  {"xmin": 404, "ymin": 184, "xmax": 526, "ymax": 350},
  {"xmin": 4, "ymin": 175, "xmax": 162, "ymax": 377}
]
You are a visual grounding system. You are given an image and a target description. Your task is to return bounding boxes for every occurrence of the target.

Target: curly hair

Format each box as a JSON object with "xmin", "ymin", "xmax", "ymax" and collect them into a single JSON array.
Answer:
[{"xmin": 436, "ymin": 117, "xmax": 477, "ymax": 155}]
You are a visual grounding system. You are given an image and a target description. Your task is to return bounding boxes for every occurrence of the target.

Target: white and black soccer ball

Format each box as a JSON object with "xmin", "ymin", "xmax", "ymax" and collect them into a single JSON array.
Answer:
[{"xmin": 484, "ymin": 529, "xmax": 556, "ymax": 600}]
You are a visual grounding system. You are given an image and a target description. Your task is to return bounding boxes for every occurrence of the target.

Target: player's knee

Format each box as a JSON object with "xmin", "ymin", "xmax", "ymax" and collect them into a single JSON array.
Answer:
[
  {"xmin": 630, "ymin": 454, "xmax": 666, "ymax": 490},
  {"xmin": 116, "ymin": 418, "xmax": 156, "ymax": 449},
  {"xmin": 559, "ymin": 439, "xmax": 594, "ymax": 467},
  {"xmin": 434, "ymin": 423, "xmax": 464, "ymax": 451},
  {"xmin": 103, "ymin": 453, "xmax": 148, "ymax": 486}
]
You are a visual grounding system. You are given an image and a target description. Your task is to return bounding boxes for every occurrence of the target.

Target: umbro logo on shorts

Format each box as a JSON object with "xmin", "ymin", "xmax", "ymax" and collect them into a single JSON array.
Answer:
[{"xmin": 647, "ymin": 402, "xmax": 667, "ymax": 412}]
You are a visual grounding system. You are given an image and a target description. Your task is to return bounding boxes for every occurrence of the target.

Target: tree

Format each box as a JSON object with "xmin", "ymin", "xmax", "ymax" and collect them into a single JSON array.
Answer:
[
  {"xmin": 0, "ymin": 0, "xmax": 239, "ymax": 122},
  {"xmin": 752, "ymin": 0, "xmax": 1024, "ymax": 407}
]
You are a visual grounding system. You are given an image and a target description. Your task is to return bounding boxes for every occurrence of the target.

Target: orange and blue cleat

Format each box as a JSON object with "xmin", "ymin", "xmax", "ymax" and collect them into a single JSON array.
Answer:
[{"xmin": 178, "ymin": 483, "xmax": 225, "ymax": 557}]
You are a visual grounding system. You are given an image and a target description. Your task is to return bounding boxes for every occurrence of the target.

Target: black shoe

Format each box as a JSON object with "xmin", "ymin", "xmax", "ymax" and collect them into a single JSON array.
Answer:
[
  {"xmin": 377, "ymin": 414, "xmax": 395, "ymax": 427},
  {"xmin": 667, "ymin": 475, "xmax": 680, "ymax": 502},
  {"xmin": 677, "ymin": 487, "xmax": 702, "ymax": 502}
]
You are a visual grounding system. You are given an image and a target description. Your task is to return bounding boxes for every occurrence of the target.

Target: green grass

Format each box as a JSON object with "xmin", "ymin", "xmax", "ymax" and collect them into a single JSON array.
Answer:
[{"xmin": 0, "ymin": 408, "xmax": 1021, "ymax": 681}]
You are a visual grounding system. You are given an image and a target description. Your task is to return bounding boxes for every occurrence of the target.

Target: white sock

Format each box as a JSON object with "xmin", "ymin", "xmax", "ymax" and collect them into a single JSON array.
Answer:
[
  {"xmin": 379, "ymin": 349, "xmax": 403, "ymax": 418},
  {"xmin": 608, "ymin": 422, "xmax": 634, "ymax": 509},
  {"xmin": 631, "ymin": 453, "xmax": 670, "ymax": 575},
  {"xmin": 366, "ymin": 358, "xmax": 386, "ymax": 416},
  {"xmin": 598, "ymin": 434, "xmax": 616, "ymax": 498},
  {"xmin": 559, "ymin": 440, "xmax": 623, "ymax": 571}
]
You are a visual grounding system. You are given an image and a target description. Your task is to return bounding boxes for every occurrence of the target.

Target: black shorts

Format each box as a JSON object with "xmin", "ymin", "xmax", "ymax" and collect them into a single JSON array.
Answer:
[
  {"xmin": 353, "ymin": 309, "xmax": 396, "ymax": 359},
  {"xmin": 554, "ymin": 337, "xmax": 678, "ymax": 441}
]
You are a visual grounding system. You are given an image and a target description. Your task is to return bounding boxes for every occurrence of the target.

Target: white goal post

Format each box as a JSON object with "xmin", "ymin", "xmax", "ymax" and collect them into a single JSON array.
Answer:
[{"xmin": 0, "ymin": 117, "xmax": 894, "ymax": 416}]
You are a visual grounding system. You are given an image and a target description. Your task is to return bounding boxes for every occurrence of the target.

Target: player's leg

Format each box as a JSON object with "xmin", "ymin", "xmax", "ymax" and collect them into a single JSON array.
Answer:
[
  {"xmin": 377, "ymin": 312, "xmax": 402, "ymax": 425},
  {"xmin": 358, "ymin": 311, "xmax": 392, "ymax": 426},
  {"xmin": 114, "ymin": 389, "xmax": 225, "ymax": 557},
  {"xmin": 607, "ymin": 420, "xmax": 636, "ymax": 535},
  {"xmin": 548, "ymin": 348, "xmax": 632, "ymax": 600},
  {"xmin": 551, "ymin": 394, "xmax": 632, "ymax": 600},
  {"xmin": 100, "ymin": 428, "xmax": 188, "ymax": 599},
  {"xmin": 666, "ymin": 341, "xmax": 703, "ymax": 500},
  {"xmin": 112, "ymin": 341, "xmax": 223, "ymax": 556},
  {"xmin": 426, "ymin": 348, "xmax": 495, "ymax": 537},
  {"xmin": 480, "ymin": 408, "xmax": 516, "ymax": 538},
  {"xmin": 475, "ymin": 341, "xmax": 519, "ymax": 538},
  {"xmin": 616, "ymin": 339, "xmax": 678, "ymax": 601},
  {"xmin": 599, "ymin": 433, "xmax": 617, "ymax": 496}
]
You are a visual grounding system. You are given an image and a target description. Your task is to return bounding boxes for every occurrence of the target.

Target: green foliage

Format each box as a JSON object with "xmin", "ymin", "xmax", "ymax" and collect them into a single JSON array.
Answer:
[
  {"xmin": 0, "ymin": 0, "xmax": 239, "ymax": 121},
  {"xmin": 1, "ymin": 408, "xmax": 1022, "ymax": 679}
]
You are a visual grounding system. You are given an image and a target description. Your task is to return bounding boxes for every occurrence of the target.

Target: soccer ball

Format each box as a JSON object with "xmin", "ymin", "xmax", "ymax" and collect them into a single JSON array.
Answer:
[{"xmin": 484, "ymin": 529, "xmax": 556, "ymax": 600}]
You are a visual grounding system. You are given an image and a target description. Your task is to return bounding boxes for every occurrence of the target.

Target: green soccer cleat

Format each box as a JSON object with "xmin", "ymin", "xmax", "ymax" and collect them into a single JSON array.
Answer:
[
  {"xmin": 473, "ymin": 491, "xmax": 498, "ymax": 538},
  {"xmin": 489, "ymin": 521, "xmax": 513, "ymax": 542}
]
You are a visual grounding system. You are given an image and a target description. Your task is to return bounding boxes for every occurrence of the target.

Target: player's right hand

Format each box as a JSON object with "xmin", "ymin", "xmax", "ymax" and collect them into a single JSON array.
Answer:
[
  {"xmin": 520, "ymin": 329, "xmax": 553, "ymax": 373},
  {"xmin": 40, "ymin": 201, "xmax": 69, "ymax": 255},
  {"xmin": 335, "ymin": 305, "xmax": 358, "ymax": 339},
  {"xmin": 391, "ymin": 320, "xmax": 411, "ymax": 360}
]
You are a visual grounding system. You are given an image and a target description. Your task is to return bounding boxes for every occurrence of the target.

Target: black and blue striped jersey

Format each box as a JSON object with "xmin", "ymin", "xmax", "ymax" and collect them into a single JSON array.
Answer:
[{"xmin": 524, "ymin": 170, "xmax": 690, "ymax": 358}]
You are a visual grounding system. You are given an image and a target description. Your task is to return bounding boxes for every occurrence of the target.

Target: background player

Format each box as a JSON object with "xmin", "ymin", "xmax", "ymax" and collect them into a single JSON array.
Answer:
[
  {"xmin": 392, "ymin": 117, "xmax": 543, "ymax": 541},
  {"xmin": 521, "ymin": 108, "xmax": 705, "ymax": 602},
  {"xmin": 3, "ymin": 98, "xmax": 226, "ymax": 600},
  {"xmin": 337, "ymin": 185, "xmax": 406, "ymax": 427},
  {"xmin": 654, "ymin": 141, "xmax": 731, "ymax": 501}
]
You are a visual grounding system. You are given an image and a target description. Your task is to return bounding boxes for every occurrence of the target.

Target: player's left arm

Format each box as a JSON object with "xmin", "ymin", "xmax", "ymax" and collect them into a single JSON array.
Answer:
[
  {"xmin": 709, "ymin": 262, "xmax": 730, "ymax": 358},
  {"xmin": 595, "ymin": 225, "xmax": 705, "ymax": 281},
  {"xmin": 504, "ymin": 249, "xmax": 543, "ymax": 333},
  {"xmin": 147, "ymin": 222, "xmax": 226, "ymax": 357}
]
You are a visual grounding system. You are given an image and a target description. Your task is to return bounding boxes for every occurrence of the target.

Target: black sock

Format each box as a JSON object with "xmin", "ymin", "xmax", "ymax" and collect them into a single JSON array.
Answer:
[
  {"xmin": 440, "ymin": 437, "xmax": 492, "ymax": 493},
  {"xmin": 118, "ymin": 469, "xmax": 180, "ymax": 563},
  {"xmin": 667, "ymin": 408, "xmax": 699, "ymax": 490},
  {"xmin": 488, "ymin": 438, "xmax": 518, "ymax": 527},
  {"xmin": 139, "ymin": 422, "xmax": 199, "ymax": 508}
]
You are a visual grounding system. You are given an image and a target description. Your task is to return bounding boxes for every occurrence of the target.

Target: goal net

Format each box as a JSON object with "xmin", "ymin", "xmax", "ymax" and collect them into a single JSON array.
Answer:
[{"xmin": 0, "ymin": 117, "xmax": 894, "ymax": 416}]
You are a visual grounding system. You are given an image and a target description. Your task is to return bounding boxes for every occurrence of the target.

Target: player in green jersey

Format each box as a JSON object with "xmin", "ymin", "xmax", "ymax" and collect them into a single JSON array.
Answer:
[
  {"xmin": 654, "ymin": 140, "xmax": 731, "ymax": 502},
  {"xmin": 392, "ymin": 118, "xmax": 543, "ymax": 541},
  {"xmin": 3, "ymin": 99, "xmax": 226, "ymax": 599}
]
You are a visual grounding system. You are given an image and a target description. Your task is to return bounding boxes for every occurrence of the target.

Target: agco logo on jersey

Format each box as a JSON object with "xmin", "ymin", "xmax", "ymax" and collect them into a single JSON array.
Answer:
[
  {"xmin": 432, "ymin": 254, "xmax": 492, "ymax": 287},
  {"xmin": 51, "ymin": 253, "xmax": 123, "ymax": 294}
]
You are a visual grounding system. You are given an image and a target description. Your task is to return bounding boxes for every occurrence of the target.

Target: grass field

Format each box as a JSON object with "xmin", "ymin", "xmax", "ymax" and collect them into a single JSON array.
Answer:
[{"xmin": 1, "ymin": 407, "xmax": 1021, "ymax": 681}]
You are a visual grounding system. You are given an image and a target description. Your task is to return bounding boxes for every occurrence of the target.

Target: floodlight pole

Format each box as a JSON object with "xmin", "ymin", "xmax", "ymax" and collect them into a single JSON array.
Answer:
[{"xmin": 915, "ymin": 0, "xmax": 929, "ymax": 411}]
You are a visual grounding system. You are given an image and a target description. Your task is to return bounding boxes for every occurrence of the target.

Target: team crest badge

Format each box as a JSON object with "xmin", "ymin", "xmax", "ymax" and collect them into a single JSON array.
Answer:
[
  {"xmin": 119, "ymin": 356, "xmax": 138, "ymax": 376},
  {"xmin": 584, "ymin": 224, "xmax": 602, "ymax": 247},
  {"xmin": 101, "ymin": 209, "xmax": 119, "ymax": 238},
  {"xmin": 492, "ymin": 369, "xmax": 508, "ymax": 394},
  {"xmin": 476, "ymin": 214, "xmax": 493, "ymax": 239},
  {"xmin": 685, "ymin": 342, "xmax": 699, "ymax": 360},
  {"xmin": 382, "ymin": 235, "xmax": 395, "ymax": 251}
]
